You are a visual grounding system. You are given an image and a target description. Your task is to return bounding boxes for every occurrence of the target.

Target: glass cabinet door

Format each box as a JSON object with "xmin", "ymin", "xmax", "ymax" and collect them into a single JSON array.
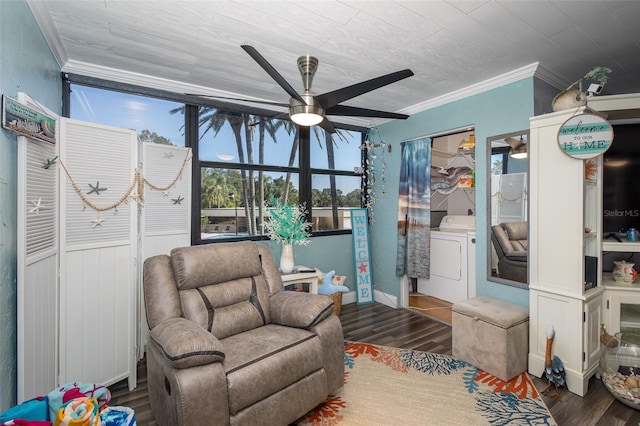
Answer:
[
  {"xmin": 608, "ymin": 293, "xmax": 640, "ymax": 346},
  {"xmin": 620, "ymin": 303, "xmax": 640, "ymax": 344}
]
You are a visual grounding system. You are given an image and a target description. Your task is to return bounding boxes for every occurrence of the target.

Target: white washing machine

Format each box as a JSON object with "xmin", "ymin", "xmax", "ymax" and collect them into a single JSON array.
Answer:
[{"xmin": 417, "ymin": 215, "xmax": 476, "ymax": 303}]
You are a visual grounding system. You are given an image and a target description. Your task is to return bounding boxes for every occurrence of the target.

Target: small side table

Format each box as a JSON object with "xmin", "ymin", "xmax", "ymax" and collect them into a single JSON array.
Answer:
[{"xmin": 281, "ymin": 269, "xmax": 319, "ymax": 294}]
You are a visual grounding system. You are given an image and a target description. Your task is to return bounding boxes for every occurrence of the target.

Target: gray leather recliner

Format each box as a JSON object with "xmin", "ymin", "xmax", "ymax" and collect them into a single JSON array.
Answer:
[
  {"xmin": 143, "ymin": 241, "xmax": 344, "ymax": 426},
  {"xmin": 491, "ymin": 221, "xmax": 528, "ymax": 283}
]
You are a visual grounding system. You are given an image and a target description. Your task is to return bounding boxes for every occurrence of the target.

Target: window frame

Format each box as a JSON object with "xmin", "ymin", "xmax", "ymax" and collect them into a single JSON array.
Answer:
[
  {"xmin": 490, "ymin": 146, "xmax": 510, "ymax": 175},
  {"xmin": 63, "ymin": 74, "xmax": 366, "ymax": 245}
]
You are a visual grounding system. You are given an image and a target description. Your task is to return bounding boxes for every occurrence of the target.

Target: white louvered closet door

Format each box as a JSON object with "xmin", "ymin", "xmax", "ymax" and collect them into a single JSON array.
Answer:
[
  {"xmin": 58, "ymin": 118, "xmax": 137, "ymax": 390},
  {"xmin": 138, "ymin": 143, "xmax": 191, "ymax": 359},
  {"xmin": 16, "ymin": 93, "xmax": 58, "ymax": 402}
]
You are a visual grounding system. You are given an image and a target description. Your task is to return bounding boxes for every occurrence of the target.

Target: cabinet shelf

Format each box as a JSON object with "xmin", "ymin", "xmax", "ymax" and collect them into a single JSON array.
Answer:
[
  {"xmin": 603, "ymin": 274, "xmax": 640, "ymax": 290},
  {"xmin": 603, "ymin": 240, "xmax": 640, "ymax": 252}
]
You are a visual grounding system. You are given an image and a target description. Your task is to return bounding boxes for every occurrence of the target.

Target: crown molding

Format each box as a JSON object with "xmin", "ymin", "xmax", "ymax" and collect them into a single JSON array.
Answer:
[
  {"xmin": 532, "ymin": 63, "xmax": 569, "ymax": 91},
  {"xmin": 61, "ymin": 59, "xmax": 372, "ymax": 127},
  {"xmin": 62, "ymin": 60, "xmax": 251, "ymax": 100},
  {"xmin": 60, "ymin": 60, "xmax": 555, "ymax": 129},
  {"xmin": 399, "ymin": 62, "xmax": 541, "ymax": 117},
  {"xmin": 27, "ymin": 1, "xmax": 67, "ymax": 68}
]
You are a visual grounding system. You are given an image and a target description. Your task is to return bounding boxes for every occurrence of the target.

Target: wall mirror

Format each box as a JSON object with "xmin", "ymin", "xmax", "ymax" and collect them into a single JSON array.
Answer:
[{"xmin": 486, "ymin": 130, "xmax": 529, "ymax": 289}]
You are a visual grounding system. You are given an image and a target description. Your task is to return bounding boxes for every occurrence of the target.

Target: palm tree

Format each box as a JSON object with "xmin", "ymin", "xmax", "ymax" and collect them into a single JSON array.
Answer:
[
  {"xmin": 311, "ymin": 127, "xmax": 352, "ymax": 229},
  {"xmin": 280, "ymin": 121, "xmax": 298, "ymax": 205},
  {"xmin": 257, "ymin": 118, "xmax": 287, "ymax": 232},
  {"xmin": 324, "ymin": 131, "xmax": 339, "ymax": 229}
]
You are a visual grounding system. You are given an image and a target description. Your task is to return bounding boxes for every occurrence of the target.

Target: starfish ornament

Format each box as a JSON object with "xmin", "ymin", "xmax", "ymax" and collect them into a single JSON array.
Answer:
[
  {"xmin": 130, "ymin": 193, "xmax": 143, "ymax": 206},
  {"xmin": 162, "ymin": 191, "xmax": 170, "ymax": 197},
  {"xmin": 91, "ymin": 215, "xmax": 105, "ymax": 228},
  {"xmin": 163, "ymin": 152, "xmax": 175, "ymax": 159},
  {"xmin": 29, "ymin": 198, "xmax": 42, "ymax": 215},
  {"xmin": 43, "ymin": 156, "xmax": 58, "ymax": 169},
  {"xmin": 88, "ymin": 182, "xmax": 107, "ymax": 195},
  {"xmin": 171, "ymin": 195, "xmax": 184, "ymax": 205}
]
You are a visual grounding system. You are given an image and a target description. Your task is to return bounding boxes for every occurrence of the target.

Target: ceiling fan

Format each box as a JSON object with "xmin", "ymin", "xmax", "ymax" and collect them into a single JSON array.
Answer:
[
  {"xmin": 191, "ymin": 45, "xmax": 414, "ymax": 133},
  {"xmin": 505, "ymin": 136, "xmax": 527, "ymax": 159}
]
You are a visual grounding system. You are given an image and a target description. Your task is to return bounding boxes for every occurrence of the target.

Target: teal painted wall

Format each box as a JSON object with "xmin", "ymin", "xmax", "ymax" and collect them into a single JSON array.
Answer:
[
  {"xmin": 0, "ymin": 0, "xmax": 61, "ymax": 409},
  {"xmin": 374, "ymin": 80, "xmax": 535, "ymax": 308},
  {"xmin": 259, "ymin": 233, "xmax": 355, "ymax": 282}
]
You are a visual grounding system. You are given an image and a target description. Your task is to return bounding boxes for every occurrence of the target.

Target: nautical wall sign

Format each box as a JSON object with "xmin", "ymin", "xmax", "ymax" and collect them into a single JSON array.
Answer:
[
  {"xmin": 350, "ymin": 208, "xmax": 374, "ymax": 305},
  {"xmin": 2, "ymin": 95, "xmax": 56, "ymax": 144},
  {"xmin": 557, "ymin": 113, "xmax": 613, "ymax": 159}
]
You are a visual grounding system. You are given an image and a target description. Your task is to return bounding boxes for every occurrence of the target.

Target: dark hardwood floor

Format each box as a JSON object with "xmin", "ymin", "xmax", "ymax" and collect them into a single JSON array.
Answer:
[{"xmin": 109, "ymin": 302, "xmax": 639, "ymax": 425}]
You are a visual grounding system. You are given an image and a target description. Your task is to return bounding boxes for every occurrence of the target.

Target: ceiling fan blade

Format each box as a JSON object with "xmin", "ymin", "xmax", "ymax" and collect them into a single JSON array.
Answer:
[
  {"xmin": 241, "ymin": 45, "xmax": 306, "ymax": 104},
  {"xmin": 248, "ymin": 112, "xmax": 291, "ymax": 127},
  {"xmin": 315, "ymin": 69, "xmax": 414, "ymax": 109},
  {"xmin": 505, "ymin": 137, "xmax": 524, "ymax": 149},
  {"xmin": 325, "ymin": 104, "xmax": 409, "ymax": 119},
  {"xmin": 185, "ymin": 93, "xmax": 289, "ymax": 108},
  {"xmin": 318, "ymin": 117, "xmax": 337, "ymax": 134}
]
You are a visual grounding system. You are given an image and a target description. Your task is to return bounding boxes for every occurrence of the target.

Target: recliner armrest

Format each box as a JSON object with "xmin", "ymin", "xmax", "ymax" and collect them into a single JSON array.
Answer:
[
  {"xmin": 504, "ymin": 251, "xmax": 528, "ymax": 262},
  {"xmin": 270, "ymin": 291, "xmax": 334, "ymax": 329},
  {"xmin": 150, "ymin": 317, "xmax": 225, "ymax": 369}
]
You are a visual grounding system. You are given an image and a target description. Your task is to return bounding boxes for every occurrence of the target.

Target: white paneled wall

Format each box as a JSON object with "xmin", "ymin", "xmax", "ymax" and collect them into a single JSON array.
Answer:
[
  {"xmin": 59, "ymin": 118, "xmax": 137, "ymax": 390},
  {"xmin": 138, "ymin": 143, "xmax": 191, "ymax": 358},
  {"xmin": 17, "ymin": 93, "xmax": 59, "ymax": 402}
]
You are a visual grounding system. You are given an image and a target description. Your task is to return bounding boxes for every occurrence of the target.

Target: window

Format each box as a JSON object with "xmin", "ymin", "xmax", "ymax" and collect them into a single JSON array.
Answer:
[
  {"xmin": 491, "ymin": 149, "xmax": 509, "ymax": 175},
  {"xmin": 65, "ymin": 79, "xmax": 365, "ymax": 244},
  {"xmin": 196, "ymin": 107, "xmax": 364, "ymax": 241},
  {"xmin": 69, "ymin": 84, "xmax": 185, "ymax": 146}
]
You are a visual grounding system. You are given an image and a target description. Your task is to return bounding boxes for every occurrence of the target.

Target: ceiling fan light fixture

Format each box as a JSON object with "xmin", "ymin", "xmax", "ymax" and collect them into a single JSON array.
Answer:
[
  {"xmin": 510, "ymin": 144, "xmax": 528, "ymax": 159},
  {"xmin": 290, "ymin": 109, "xmax": 324, "ymax": 126},
  {"xmin": 289, "ymin": 95, "xmax": 324, "ymax": 126}
]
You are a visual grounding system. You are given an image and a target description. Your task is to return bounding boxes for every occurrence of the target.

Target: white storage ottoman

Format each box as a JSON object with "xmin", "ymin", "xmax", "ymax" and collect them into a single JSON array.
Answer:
[{"xmin": 452, "ymin": 296, "xmax": 529, "ymax": 382}]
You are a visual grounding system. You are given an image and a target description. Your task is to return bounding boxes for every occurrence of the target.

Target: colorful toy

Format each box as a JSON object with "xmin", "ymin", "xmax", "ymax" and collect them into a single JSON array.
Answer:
[{"xmin": 317, "ymin": 270, "xmax": 349, "ymax": 295}]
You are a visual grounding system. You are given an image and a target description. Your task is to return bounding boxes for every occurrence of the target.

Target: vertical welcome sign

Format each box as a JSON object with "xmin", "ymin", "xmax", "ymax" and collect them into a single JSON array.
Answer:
[{"xmin": 351, "ymin": 208, "xmax": 374, "ymax": 305}]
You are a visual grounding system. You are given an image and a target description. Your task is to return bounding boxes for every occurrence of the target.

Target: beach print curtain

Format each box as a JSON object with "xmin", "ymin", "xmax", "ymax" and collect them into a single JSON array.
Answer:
[{"xmin": 396, "ymin": 138, "xmax": 431, "ymax": 278}]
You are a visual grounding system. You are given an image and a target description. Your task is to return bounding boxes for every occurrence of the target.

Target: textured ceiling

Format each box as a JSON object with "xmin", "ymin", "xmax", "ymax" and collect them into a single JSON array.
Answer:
[{"xmin": 28, "ymin": 0, "xmax": 640, "ymax": 126}]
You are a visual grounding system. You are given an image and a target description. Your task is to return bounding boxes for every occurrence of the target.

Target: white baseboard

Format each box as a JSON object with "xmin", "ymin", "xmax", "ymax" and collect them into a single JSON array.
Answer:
[{"xmin": 341, "ymin": 289, "xmax": 398, "ymax": 308}]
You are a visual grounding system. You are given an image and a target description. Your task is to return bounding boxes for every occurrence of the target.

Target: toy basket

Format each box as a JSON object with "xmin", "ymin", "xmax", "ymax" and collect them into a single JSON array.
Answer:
[{"xmin": 326, "ymin": 292, "xmax": 343, "ymax": 317}]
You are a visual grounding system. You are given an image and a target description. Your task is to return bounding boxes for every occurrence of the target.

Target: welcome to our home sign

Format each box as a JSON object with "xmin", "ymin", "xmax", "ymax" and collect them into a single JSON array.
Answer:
[
  {"xmin": 557, "ymin": 113, "xmax": 613, "ymax": 159},
  {"xmin": 350, "ymin": 208, "xmax": 374, "ymax": 305}
]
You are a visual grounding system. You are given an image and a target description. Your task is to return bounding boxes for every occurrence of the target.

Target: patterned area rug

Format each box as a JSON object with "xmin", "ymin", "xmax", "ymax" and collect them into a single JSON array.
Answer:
[{"xmin": 297, "ymin": 342, "xmax": 556, "ymax": 426}]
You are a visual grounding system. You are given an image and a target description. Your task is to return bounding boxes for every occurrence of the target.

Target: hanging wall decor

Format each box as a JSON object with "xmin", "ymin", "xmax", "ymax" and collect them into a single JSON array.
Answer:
[
  {"xmin": 361, "ymin": 127, "xmax": 388, "ymax": 222},
  {"xmin": 60, "ymin": 158, "xmax": 140, "ymax": 214},
  {"xmin": 2, "ymin": 95, "xmax": 57, "ymax": 144},
  {"xmin": 58, "ymin": 148, "xmax": 192, "ymax": 223},
  {"xmin": 557, "ymin": 113, "xmax": 614, "ymax": 159}
]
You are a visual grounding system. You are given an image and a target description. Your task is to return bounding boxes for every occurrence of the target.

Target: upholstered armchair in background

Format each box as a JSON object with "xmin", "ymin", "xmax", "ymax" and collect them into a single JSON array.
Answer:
[
  {"xmin": 491, "ymin": 221, "xmax": 528, "ymax": 283},
  {"xmin": 143, "ymin": 241, "xmax": 344, "ymax": 426}
]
